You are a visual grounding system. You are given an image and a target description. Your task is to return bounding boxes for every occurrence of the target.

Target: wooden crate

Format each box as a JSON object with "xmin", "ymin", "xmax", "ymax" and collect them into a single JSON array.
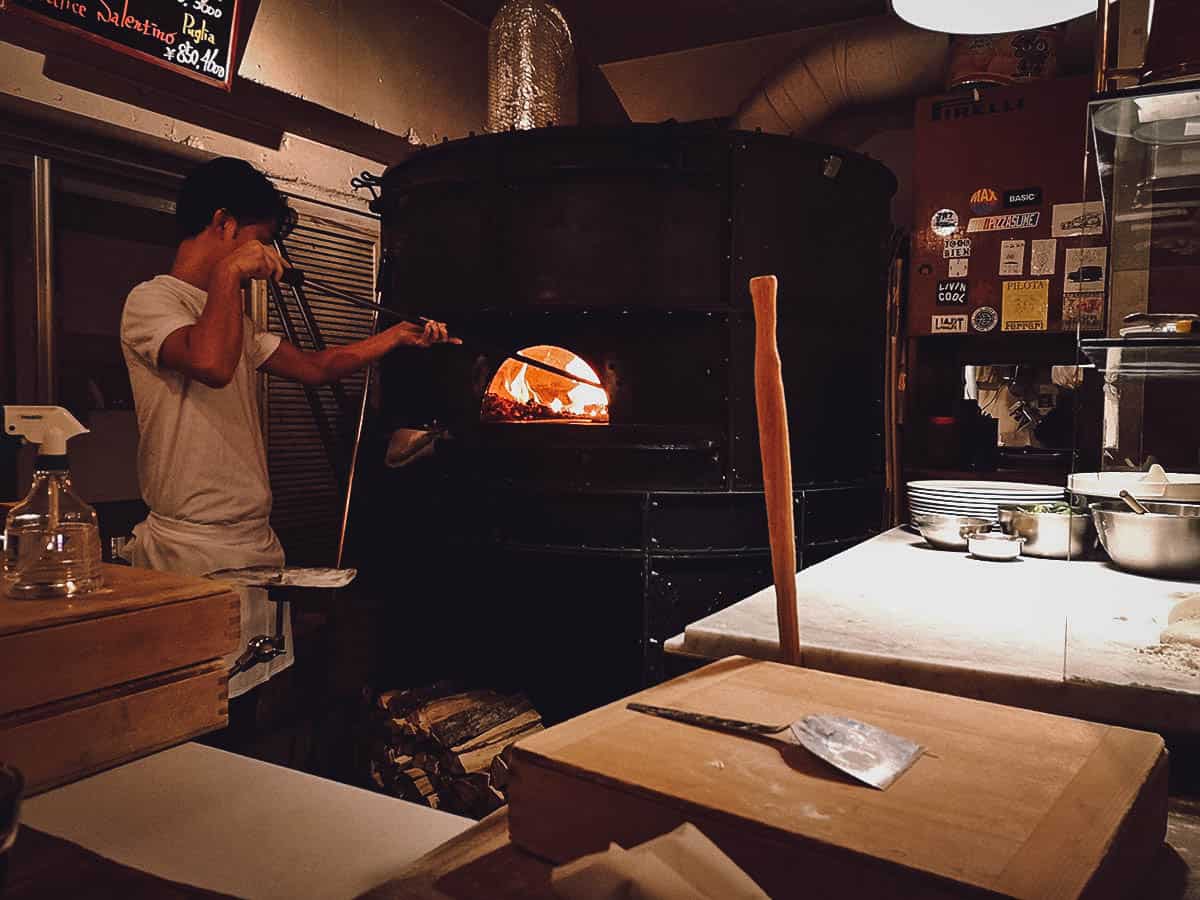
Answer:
[
  {"xmin": 508, "ymin": 656, "xmax": 1167, "ymax": 900},
  {"xmin": 0, "ymin": 564, "xmax": 239, "ymax": 793}
]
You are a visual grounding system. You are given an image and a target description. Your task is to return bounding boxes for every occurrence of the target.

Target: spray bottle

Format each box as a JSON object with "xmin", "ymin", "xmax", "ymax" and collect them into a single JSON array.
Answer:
[{"xmin": 2, "ymin": 406, "xmax": 103, "ymax": 599}]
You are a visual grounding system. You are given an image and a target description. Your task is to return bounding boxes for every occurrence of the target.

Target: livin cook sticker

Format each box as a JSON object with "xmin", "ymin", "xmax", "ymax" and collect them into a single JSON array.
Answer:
[
  {"xmin": 937, "ymin": 279, "xmax": 968, "ymax": 305},
  {"xmin": 966, "ymin": 212, "xmax": 1040, "ymax": 233},
  {"xmin": 932, "ymin": 314, "xmax": 968, "ymax": 334},
  {"xmin": 1001, "ymin": 280, "xmax": 1049, "ymax": 332}
]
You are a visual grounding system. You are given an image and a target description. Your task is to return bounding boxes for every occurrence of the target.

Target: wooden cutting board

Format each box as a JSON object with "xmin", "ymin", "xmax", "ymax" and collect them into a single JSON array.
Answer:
[
  {"xmin": 0, "ymin": 564, "xmax": 239, "ymax": 793},
  {"xmin": 508, "ymin": 656, "xmax": 1167, "ymax": 899}
]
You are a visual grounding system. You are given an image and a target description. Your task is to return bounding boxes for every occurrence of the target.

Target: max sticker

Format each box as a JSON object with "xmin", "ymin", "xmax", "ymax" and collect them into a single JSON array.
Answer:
[
  {"xmin": 943, "ymin": 237, "xmax": 971, "ymax": 259},
  {"xmin": 999, "ymin": 240, "xmax": 1026, "ymax": 276},
  {"xmin": 971, "ymin": 306, "xmax": 999, "ymax": 332},
  {"xmin": 932, "ymin": 209, "xmax": 960, "ymax": 237},
  {"xmin": 932, "ymin": 314, "xmax": 968, "ymax": 334},
  {"xmin": 1063, "ymin": 292, "xmax": 1104, "ymax": 330},
  {"xmin": 1030, "ymin": 238, "xmax": 1056, "ymax": 276},
  {"xmin": 1001, "ymin": 279, "xmax": 1049, "ymax": 332},
  {"xmin": 1064, "ymin": 246, "xmax": 1107, "ymax": 293},
  {"xmin": 970, "ymin": 187, "xmax": 999, "ymax": 215},
  {"xmin": 1051, "ymin": 202, "xmax": 1103, "ymax": 238},
  {"xmin": 966, "ymin": 212, "xmax": 1040, "ymax": 233},
  {"xmin": 937, "ymin": 279, "xmax": 968, "ymax": 305}
]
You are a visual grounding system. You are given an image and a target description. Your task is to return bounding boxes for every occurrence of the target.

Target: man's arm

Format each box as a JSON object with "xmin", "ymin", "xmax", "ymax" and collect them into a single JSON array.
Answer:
[
  {"xmin": 260, "ymin": 319, "xmax": 459, "ymax": 386},
  {"xmin": 159, "ymin": 242, "xmax": 284, "ymax": 388}
]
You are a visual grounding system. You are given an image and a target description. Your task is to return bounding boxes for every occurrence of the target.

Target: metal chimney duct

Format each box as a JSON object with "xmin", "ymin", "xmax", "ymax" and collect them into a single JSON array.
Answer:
[{"xmin": 486, "ymin": 0, "xmax": 578, "ymax": 132}]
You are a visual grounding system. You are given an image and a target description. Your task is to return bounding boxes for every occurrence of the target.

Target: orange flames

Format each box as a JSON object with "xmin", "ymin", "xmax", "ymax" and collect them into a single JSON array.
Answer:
[{"xmin": 482, "ymin": 345, "xmax": 609, "ymax": 423}]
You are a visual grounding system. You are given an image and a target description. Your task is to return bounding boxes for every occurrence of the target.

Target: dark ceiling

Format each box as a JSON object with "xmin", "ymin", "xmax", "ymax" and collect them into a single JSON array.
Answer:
[{"xmin": 443, "ymin": 0, "xmax": 889, "ymax": 63}]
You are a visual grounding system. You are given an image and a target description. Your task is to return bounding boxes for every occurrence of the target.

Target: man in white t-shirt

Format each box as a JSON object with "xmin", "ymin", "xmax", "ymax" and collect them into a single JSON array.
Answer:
[{"xmin": 120, "ymin": 157, "xmax": 457, "ymax": 698}]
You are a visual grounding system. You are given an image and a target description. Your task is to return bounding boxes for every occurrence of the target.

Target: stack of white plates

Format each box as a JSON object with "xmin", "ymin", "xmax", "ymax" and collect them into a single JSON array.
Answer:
[{"xmin": 908, "ymin": 480, "xmax": 1065, "ymax": 523}]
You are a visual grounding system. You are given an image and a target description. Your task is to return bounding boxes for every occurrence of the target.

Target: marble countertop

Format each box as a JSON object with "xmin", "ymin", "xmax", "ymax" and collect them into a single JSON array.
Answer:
[{"xmin": 667, "ymin": 528, "xmax": 1200, "ymax": 717}]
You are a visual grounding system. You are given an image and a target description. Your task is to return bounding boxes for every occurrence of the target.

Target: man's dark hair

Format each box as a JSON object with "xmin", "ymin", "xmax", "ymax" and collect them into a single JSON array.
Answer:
[{"xmin": 176, "ymin": 157, "xmax": 297, "ymax": 242}]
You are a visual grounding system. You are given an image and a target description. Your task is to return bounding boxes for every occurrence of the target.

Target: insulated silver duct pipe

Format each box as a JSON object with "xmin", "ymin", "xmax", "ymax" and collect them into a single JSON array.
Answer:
[
  {"xmin": 487, "ymin": 0, "xmax": 578, "ymax": 132},
  {"xmin": 733, "ymin": 18, "xmax": 949, "ymax": 136}
]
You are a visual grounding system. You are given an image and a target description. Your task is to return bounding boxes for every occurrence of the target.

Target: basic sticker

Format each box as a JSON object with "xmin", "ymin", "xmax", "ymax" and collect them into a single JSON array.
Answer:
[
  {"xmin": 931, "ymin": 209, "xmax": 960, "ymax": 237},
  {"xmin": 932, "ymin": 314, "xmax": 968, "ymax": 334},
  {"xmin": 1064, "ymin": 246, "xmax": 1107, "ymax": 293},
  {"xmin": 999, "ymin": 240, "xmax": 1026, "ymax": 276},
  {"xmin": 1030, "ymin": 238, "xmax": 1056, "ymax": 276},
  {"xmin": 1001, "ymin": 279, "xmax": 1050, "ymax": 332},
  {"xmin": 1051, "ymin": 202, "xmax": 1104, "ymax": 238},
  {"xmin": 970, "ymin": 187, "xmax": 1000, "ymax": 215},
  {"xmin": 937, "ymin": 279, "xmax": 968, "ymax": 305},
  {"xmin": 971, "ymin": 306, "xmax": 999, "ymax": 332},
  {"xmin": 1063, "ymin": 292, "xmax": 1104, "ymax": 329},
  {"xmin": 966, "ymin": 212, "xmax": 1040, "ymax": 233},
  {"xmin": 948, "ymin": 257, "xmax": 969, "ymax": 278},
  {"xmin": 943, "ymin": 237, "xmax": 972, "ymax": 259},
  {"xmin": 1004, "ymin": 187, "xmax": 1042, "ymax": 208}
]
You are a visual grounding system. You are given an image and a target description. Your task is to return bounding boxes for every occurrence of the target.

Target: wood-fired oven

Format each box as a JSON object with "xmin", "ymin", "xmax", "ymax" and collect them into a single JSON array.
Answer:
[{"xmin": 351, "ymin": 122, "xmax": 896, "ymax": 720}]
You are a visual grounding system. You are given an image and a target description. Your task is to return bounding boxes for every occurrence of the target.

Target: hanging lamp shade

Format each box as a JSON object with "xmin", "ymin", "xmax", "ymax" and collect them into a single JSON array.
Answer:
[{"xmin": 891, "ymin": 0, "xmax": 1094, "ymax": 34}]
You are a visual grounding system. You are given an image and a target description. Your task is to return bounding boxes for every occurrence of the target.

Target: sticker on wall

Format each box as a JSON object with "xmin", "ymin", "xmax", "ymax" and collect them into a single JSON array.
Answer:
[
  {"xmin": 1063, "ymin": 292, "xmax": 1104, "ymax": 330},
  {"xmin": 1051, "ymin": 202, "xmax": 1104, "ymax": 238},
  {"xmin": 999, "ymin": 240, "xmax": 1026, "ymax": 276},
  {"xmin": 932, "ymin": 314, "xmax": 968, "ymax": 334},
  {"xmin": 971, "ymin": 306, "xmax": 999, "ymax": 333},
  {"xmin": 970, "ymin": 187, "xmax": 1000, "ymax": 215},
  {"xmin": 931, "ymin": 209, "xmax": 960, "ymax": 236},
  {"xmin": 1064, "ymin": 246, "xmax": 1107, "ymax": 293},
  {"xmin": 966, "ymin": 212, "xmax": 1040, "ymax": 233},
  {"xmin": 1030, "ymin": 238, "xmax": 1057, "ymax": 276},
  {"xmin": 948, "ymin": 257, "xmax": 969, "ymax": 278},
  {"xmin": 1004, "ymin": 187, "xmax": 1042, "ymax": 208},
  {"xmin": 1001, "ymin": 279, "xmax": 1050, "ymax": 332},
  {"xmin": 943, "ymin": 237, "xmax": 972, "ymax": 259},
  {"xmin": 937, "ymin": 279, "xmax": 968, "ymax": 305}
]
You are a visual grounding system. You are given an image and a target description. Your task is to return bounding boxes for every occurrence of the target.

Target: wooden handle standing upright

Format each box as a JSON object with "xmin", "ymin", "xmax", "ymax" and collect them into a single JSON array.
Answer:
[{"xmin": 749, "ymin": 275, "xmax": 801, "ymax": 666}]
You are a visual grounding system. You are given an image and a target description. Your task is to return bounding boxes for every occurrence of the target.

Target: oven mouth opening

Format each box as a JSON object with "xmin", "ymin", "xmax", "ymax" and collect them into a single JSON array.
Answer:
[{"xmin": 482, "ymin": 345, "xmax": 609, "ymax": 424}]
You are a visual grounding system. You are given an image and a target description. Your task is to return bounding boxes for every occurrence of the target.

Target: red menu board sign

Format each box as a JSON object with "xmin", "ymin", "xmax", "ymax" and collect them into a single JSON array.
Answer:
[{"xmin": 1, "ymin": 0, "xmax": 241, "ymax": 90}]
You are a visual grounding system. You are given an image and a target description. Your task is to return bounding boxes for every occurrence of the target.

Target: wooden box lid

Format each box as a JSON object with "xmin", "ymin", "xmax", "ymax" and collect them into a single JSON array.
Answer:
[{"xmin": 508, "ymin": 657, "xmax": 1167, "ymax": 899}]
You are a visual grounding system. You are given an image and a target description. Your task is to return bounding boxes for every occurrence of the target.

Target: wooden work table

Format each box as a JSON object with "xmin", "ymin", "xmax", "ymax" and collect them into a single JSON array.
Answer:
[{"xmin": 665, "ymin": 528, "xmax": 1200, "ymax": 735}]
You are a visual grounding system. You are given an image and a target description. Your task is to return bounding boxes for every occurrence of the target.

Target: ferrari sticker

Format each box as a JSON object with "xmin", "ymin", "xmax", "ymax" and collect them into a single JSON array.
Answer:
[
  {"xmin": 999, "ymin": 240, "xmax": 1026, "ymax": 276},
  {"xmin": 1001, "ymin": 279, "xmax": 1049, "ymax": 332},
  {"xmin": 966, "ymin": 212, "xmax": 1040, "ymax": 232}
]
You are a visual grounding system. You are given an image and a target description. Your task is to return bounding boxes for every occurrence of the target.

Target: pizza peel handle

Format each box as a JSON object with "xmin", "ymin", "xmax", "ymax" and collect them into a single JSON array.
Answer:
[{"xmin": 749, "ymin": 275, "xmax": 801, "ymax": 667}]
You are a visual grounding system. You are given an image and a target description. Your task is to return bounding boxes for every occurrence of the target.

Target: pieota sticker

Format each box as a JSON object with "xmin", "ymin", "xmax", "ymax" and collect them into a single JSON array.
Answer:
[
  {"xmin": 1051, "ymin": 201, "xmax": 1104, "ymax": 238},
  {"xmin": 999, "ymin": 239, "xmax": 1026, "ymax": 276},
  {"xmin": 966, "ymin": 211, "xmax": 1040, "ymax": 233},
  {"xmin": 1030, "ymin": 238, "xmax": 1056, "ymax": 276},
  {"xmin": 1001, "ymin": 279, "xmax": 1050, "ymax": 332},
  {"xmin": 931, "ymin": 208, "xmax": 960, "ymax": 237},
  {"xmin": 932, "ymin": 314, "xmax": 968, "ymax": 334},
  {"xmin": 971, "ymin": 306, "xmax": 999, "ymax": 332},
  {"xmin": 970, "ymin": 187, "xmax": 999, "ymax": 215},
  {"xmin": 936, "ymin": 279, "xmax": 968, "ymax": 305},
  {"xmin": 1004, "ymin": 187, "xmax": 1042, "ymax": 208},
  {"xmin": 948, "ymin": 257, "xmax": 968, "ymax": 278},
  {"xmin": 1064, "ymin": 246, "xmax": 1107, "ymax": 293},
  {"xmin": 943, "ymin": 237, "xmax": 971, "ymax": 259},
  {"xmin": 1063, "ymin": 292, "xmax": 1104, "ymax": 330}
]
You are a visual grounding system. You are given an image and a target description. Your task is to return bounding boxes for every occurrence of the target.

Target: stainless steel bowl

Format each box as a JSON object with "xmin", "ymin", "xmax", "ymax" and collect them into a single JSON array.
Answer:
[
  {"xmin": 912, "ymin": 512, "xmax": 993, "ymax": 551},
  {"xmin": 998, "ymin": 506, "xmax": 1094, "ymax": 559},
  {"xmin": 1090, "ymin": 500, "xmax": 1200, "ymax": 579}
]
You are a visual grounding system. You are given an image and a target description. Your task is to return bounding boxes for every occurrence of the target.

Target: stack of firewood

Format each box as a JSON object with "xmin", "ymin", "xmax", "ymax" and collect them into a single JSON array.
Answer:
[{"xmin": 366, "ymin": 681, "xmax": 543, "ymax": 819}]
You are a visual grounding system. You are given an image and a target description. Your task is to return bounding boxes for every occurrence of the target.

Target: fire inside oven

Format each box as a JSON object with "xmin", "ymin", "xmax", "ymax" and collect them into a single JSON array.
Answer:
[{"xmin": 481, "ymin": 345, "xmax": 609, "ymax": 424}]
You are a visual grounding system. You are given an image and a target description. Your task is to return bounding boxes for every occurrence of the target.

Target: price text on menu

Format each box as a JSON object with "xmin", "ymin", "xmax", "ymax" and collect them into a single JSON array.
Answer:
[{"xmin": 3, "ymin": 0, "xmax": 241, "ymax": 90}]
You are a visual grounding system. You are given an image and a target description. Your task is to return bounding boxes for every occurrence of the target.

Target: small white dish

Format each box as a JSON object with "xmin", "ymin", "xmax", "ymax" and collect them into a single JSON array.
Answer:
[{"xmin": 967, "ymin": 532, "xmax": 1025, "ymax": 561}]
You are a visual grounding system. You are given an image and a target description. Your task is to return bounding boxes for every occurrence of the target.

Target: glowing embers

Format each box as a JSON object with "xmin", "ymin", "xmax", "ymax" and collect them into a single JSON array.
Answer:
[{"xmin": 482, "ymin": 346, "xmax": 609, "ymax": 423}]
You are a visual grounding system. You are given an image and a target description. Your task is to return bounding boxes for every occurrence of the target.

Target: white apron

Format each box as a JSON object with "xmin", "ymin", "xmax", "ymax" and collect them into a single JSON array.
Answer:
[{"xmin": 126, "ymin": 512, "xmax": 293, "ymax": 699}]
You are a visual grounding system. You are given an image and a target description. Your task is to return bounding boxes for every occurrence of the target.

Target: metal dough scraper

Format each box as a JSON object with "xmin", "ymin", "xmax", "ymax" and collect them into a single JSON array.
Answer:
[{"xmin": 627, "ymin": 702, "xmax": 924, "ymax": 790}]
